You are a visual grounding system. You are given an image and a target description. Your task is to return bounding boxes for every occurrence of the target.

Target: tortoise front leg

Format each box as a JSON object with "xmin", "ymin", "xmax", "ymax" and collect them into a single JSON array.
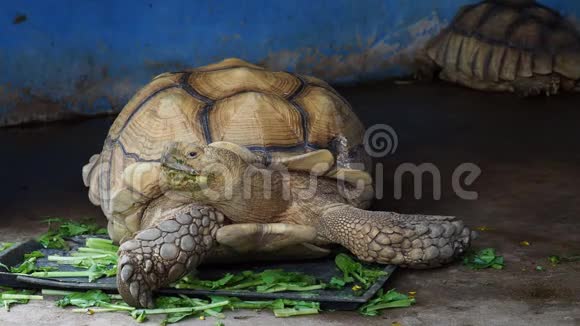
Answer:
[{"xmin": 117, "ymin": 204, "xmax": 224, "ymax": 308}]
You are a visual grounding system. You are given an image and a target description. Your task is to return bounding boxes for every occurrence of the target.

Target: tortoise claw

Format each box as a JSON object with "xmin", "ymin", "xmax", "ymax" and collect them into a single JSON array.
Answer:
[
  {"xmin": 117, "ymin": 251, "xmax": 155, "ymax": 309},
  {"xmin": 120, "ymin": 264, "xmax": 133, "ymax": 282}
]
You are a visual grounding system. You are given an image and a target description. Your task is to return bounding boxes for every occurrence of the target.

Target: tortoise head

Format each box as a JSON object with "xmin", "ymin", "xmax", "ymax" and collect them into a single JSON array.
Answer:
[{"xmin": 160, "ymin": 142, "xmax": 252, "ymax": 203}]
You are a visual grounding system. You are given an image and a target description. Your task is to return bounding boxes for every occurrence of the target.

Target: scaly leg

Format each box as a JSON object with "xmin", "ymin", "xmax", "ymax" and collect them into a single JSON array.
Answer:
[
  {"xmin": 117, "ymin": 204, "xmax": 224, "ymax": 308},
  {"xmin": 317, "ymin": 204, "xmax": 473, "ymax": 268},
  {"xmin": 512, "ymin": 75, "xmax": 560, "ymax": 97}
]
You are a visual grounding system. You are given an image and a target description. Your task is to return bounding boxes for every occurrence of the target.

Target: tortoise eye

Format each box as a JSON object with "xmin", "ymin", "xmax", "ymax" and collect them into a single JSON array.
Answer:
[{"xmin": 187, "ymin": 152, "xmax": 198, "ymax": 158}]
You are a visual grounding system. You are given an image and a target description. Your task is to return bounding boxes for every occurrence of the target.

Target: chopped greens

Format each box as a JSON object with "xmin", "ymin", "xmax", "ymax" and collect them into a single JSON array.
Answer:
[
  {"xmin": 549, "ymin": 255, "xmax": 561, "ymax": 265},
  {"xmin": 0, "ymin": 250, "xmax": 57, "ymax": 274},
  {"xmin": 358, "ymin": 289, "xmax": 416, "ymax": 316},
  {"xmin": 463, "ymin": 248, "xmax": 505, "ymax": 270},
  {"xmin": 139, "ymin": 295, "xmax": 319, "ymax": 323},
  {"xmin": 0, "ymin": 288, "xmax": 43, "ymax": 311},
  {"xmin": 37, "ymin": 218, "xmax": 107, "ymax": 249},
  {"xmin": 52, "ymin": 289, "xmax": 321, "ymax": 324},
  {"xmin": 548, "ymin": 254, "xmax": 580, "ymax": 265},
  {"xmin": 332, "ymin": 253, "xmax": 388, "ymax": 290},
  {"xmin": 222, "ymin": 296, "xmax": 320, "ymax": 312},
  {"xmin": 38, "ymin": 232, "xmax": 68, "ymax": 250},
  {"xmin": 30, "ymin": 238, "xmax": 118, "ymax": 281},
  {"xmin": 55, "ymin": 289, "xmax": 133, "ymax": 311},
  {"xmin": 0, "ymin": 242, "xmax": 15, "ymax": 252},
  {"xmin": 175, "ymin": 269, "xmax": 326, "ymax": 293},
  {"xmin": 128, "ymin": 297, "xmax": 231, "ymax": 324},
  {"xmin": 1, "ymin": 220, "xmax": 412, "ymax": 322},
  {"xmin": 270, "ymin": 300, "xmax": 320, "ymax": 318}
]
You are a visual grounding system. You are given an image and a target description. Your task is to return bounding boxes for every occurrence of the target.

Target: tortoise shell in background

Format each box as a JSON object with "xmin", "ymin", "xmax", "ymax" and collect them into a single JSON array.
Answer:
[
  {"xmin": 83, "ymin": 58, "xmax": 370, "ymax": 239},
  {"xmin": 424, "ymin": 0, "xmax": 580, "ymax": 94}
]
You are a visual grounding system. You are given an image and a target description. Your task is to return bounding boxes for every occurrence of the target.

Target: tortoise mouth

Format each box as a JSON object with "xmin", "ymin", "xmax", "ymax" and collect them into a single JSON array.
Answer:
[
  {"xmin": 164, "ymin": 161, "xmax": 199, "ymax": 176},
  {"xmin": 162, "ymin": 162, "xmax": 209, "ymax": 191}
]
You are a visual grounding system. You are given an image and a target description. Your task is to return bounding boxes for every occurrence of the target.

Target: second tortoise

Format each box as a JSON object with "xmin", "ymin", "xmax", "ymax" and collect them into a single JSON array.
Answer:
[{"xmin": 419, "ymin": 0, "xmax": 580, "ymax": 96}]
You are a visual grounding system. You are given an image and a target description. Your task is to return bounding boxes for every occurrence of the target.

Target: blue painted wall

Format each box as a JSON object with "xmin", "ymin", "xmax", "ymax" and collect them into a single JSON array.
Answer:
[{"xmin": 1, "ymin": 0, "xmax": 579, "ymax": 125}]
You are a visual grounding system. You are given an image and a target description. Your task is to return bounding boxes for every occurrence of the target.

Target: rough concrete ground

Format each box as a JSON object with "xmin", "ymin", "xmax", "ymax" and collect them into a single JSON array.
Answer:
[{"xmin": 0, "ymin": 82, "xmax": 579, "ymax": 325}]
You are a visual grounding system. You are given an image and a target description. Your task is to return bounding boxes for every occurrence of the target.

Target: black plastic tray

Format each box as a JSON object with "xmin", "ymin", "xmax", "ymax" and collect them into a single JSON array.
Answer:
[{"xmin": 0, "ymin": 236, "xmax": 396, "ymax": 310}]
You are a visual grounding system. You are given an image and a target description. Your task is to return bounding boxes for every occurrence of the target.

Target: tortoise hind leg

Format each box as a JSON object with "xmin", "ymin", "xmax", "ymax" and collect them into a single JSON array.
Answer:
[
  {"xmin": 316, "ymin": 204, "xmax": 473, "ymax": 268},
  {"xmin": 512, "ymin": 75, "xmax": 560, "ymax": 96},
  {"xmin": 117, "ymin": 204, "xmax": 224, "ymax": 308},
  {"xmin": 206, "ymin": 223, "xmax": 330, "ymax": 264}
]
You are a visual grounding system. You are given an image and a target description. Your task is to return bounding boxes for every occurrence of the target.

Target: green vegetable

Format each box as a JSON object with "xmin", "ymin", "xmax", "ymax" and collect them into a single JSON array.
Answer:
[
  {"xmin": 213, "ymin": 296, "xmax": 320, "ymax": 319},
  {"xmin": 85, "ymin": 238, "xmax": 119, "ymax": 252},
  {"xmin": 1, "ymin": 294, "xmax": 43, "ymax": 300},
  {"xmin": 104, "ymin": 294, "xmax": 318, "ymax": 323},
  {"xmin": 176, "ymin": 295, "xmax": 226, "ymax": 322},
  {"xmin": 47, "ymin": 254, "xmax": 115, "ymax": 265},
  {"xmin": 154, "ymin": 295, "xmax": 214, "ymax": 324},
  {"xmin": 221, "ymin": 297, "xmax": 281, "ymax": 310},
  {"xmin": 55, "ymin": 289, "xmax": 134, "ymax": 311},
  {"xmin": 56, "ymin": 289, "xmax": 110, "ymax": 308},
  {"xmin": 271, "ymin": 300, "xmax": 320, "ymax": 317},
  {"xmin": 333, "ymin": 253, "xmax": 388, "ymax": 290},
  {"xmin": 30, "ymin": 262, "xmax": 116, "ymax": 281},
  {"xmin": 273, "ymin": 307, "xmax": 319, "ymax": 317},
  {"xmin": 220, "ymin": 296, "xmax": 319, "ymax": 312},
  {"xmin": 3, "ymin": 250, "xmax": 57, "ymax": 274},
  {"xmin": 178, "ymin": 273, "xmax": 236, "ymax": 290},
  {"xmin": 24, "ymin": 251, "xmax": 45, "ymax": 259},
  {"xmin": 548, "ymin": 255, "xmax": 580, "ymax": 265},
  {"xmin": 37, "ymin": 218, "xmax": 107, "ymax": 249},
  {"xmin": 329, "ymin": 276, "xmax": 346, "ymax": 289},
  {"xmin": 31, "ymin": 238, "xmax": 118, "ymax": 281},
  {"xmin": 41, "ymin": 289, "xmax": 123, "ymax": 300},
  {"xmin": 0, "ymin": 288, "xmax": 41, "ymax": 311},
  {"xmin": 38, "ymin": 232, "xmax": 68, "ymax": 250},
  {"xmin": 463, "ymin": 248, "xmax": 505, "ymax": 270},
  {"xmin": 0, "ymin": 242, "xmax": 15, "ymax": 252},
  {"xmin": 131, "ymin": 309, "xmax": 148, "ymax": 323},
  {"xmin": 358, "ymin": 289, "xmax": 416, "ymax": 316},
  {"xmin": 54, "ymin": 286, "xmax": 321, "ymax": 323},
  {"xmin": 175, "ymin": 269, "xmax": 326, "ymax": 293},
  {"xmin": 7, "ymin": 256, "xmax": 39, "ymax": 274},
  {"xmin": 41, "ymin": 289, "xmax": 78, "ymax": 296},
  {"xmin": 131, "ymin": 300, "xmax": 230, "ymax": 324}
]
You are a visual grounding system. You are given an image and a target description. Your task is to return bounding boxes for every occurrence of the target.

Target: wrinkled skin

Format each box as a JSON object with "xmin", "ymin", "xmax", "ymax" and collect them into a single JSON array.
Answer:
[{"xmin": 117, "ymin": 142, "xmax": 473, "ymax": 308}]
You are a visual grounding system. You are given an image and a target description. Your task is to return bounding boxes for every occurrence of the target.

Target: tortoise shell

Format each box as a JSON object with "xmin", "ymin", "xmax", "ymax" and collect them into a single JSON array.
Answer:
[
  {"xmin": 84, "ymin": 58, "xmax": 370, "ymax": 236},
  {"xmin": 426, "ymin": 0, "xmax": 580, "ymax": 83}
]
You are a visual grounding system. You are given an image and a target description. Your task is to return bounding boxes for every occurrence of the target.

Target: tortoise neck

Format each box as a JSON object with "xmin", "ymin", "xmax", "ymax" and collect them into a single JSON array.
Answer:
[{"xmin": 213, "ymin": 166, "xmax": 290, "ymax": 223}]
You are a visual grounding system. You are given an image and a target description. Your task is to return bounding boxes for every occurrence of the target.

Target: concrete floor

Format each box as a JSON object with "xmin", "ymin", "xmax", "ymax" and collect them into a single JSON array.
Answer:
[{"xmin": 0, "ymin": 82, "xmax": 579, "ymax": 325}]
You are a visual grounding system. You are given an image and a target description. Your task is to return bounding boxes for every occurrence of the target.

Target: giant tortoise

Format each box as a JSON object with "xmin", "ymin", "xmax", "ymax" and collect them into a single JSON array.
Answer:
[{"xmin": 83, "ymin": 58, "xmax": 472, "ymax": 307}]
